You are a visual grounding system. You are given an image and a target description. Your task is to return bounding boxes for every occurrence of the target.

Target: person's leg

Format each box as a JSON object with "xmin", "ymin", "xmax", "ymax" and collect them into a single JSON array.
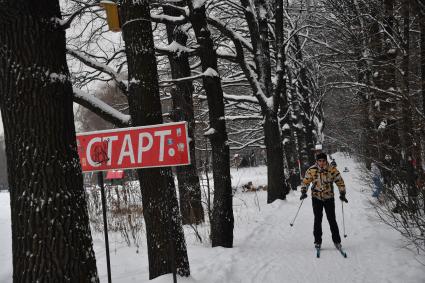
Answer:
[
  {"xmin": 312, "ymin": 197, "xmax": 324, "ymax": 245},
  {"xmin": 324, "ymin": 198, "xmax": 341, "ymax": 244},
  {"xmin": 376, "ymin": 179, "xmax": 382, "ymax": 198},
  {"xmin": 372, "ymin": 177, "xmax": 379, "ymax": 197}
]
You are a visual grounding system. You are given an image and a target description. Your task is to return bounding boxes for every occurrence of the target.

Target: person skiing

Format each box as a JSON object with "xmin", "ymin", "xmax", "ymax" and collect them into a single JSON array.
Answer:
[
  {"xmin": 289, "ymin": 169, "xmax": 300, "ymax": 191},
  {"xmin": 300, "ymin": 152, "xmax": 348, "ymax": 251},
  {"xmin": 371, "ymin": 162, "xmax": 383, "ymax": 198}
]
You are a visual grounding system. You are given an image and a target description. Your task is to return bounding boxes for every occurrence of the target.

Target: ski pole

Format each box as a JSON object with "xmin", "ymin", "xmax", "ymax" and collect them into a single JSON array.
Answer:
[
  {"xmin": 290, "ymin": 199, "xmax": 304, "ymax": 227},
  {"xmin": 341, "ymin": 201, "xmax": 347, "ymax": 238}
]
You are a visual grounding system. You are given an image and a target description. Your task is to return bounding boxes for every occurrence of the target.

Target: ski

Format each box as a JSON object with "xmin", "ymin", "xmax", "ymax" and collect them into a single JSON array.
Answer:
[
  {"xmin": 316, "ymin": 247, "xmax": 321, "ymax": 258},
  {"xmin": 336, "ymin": 246, "xmax": 347, "ymax": 258}
]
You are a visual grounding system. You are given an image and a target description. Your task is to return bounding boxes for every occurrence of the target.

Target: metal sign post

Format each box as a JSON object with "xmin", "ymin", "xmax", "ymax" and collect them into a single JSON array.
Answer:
[{"xmin": 98, "ymin": 171, "xmax": 112, "ymax": 283}]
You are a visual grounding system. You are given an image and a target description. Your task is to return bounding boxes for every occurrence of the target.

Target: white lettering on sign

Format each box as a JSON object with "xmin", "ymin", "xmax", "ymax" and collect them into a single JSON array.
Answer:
[
  {"xmin": 137, "ymin": 132, "xmax": 153, "ymax": 163},
  {"xmin": 77, "ymin": 122, "xmax": 190, "ymax": 172},
  {"xmin": 118, "ymin": 134, "xmax": 135, "ymax": 165},
  {"xmin": 154, "ymin": 130, "xmax": 172, "ymax": 161},
  {"xmin": 103, "ymin": 136, "xmax": 118, "ymax": 165},
  {"xmin": 87, "ymin": 137, "xmax": 101, "ymax": 167}
]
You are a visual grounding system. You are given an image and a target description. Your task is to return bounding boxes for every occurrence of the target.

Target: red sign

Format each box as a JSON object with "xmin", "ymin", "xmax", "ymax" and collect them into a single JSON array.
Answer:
[
  {"xmin": 105, "ymin": 170, "xmax": 125, "ymax": 180},
  {"xmin": 76, "ymin": 122, "xmax": 190, "ymax": 172}
]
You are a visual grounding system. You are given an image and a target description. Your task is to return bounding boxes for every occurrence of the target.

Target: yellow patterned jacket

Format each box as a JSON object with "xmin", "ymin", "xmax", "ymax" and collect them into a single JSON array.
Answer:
[{"xmin": 301, "ymin": 164, "xmax": 346, "ymax": 200}]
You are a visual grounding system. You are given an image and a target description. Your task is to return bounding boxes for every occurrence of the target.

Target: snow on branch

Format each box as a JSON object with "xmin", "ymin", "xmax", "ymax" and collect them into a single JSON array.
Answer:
[
  {"xmin": 216, "ymin": 50, "xmax": 238, "ymax": 62},
  {"xmin": 159, "ymin": 67, "xmax": 219, "ymax": 85},
  {"xmin": 225, "ymin": 115, "xmax": 262, "ymax": 121},
  {"xmin": 59, "ymin": 3, "xmax": 100, "ymax": 29},
  {"xmin": 207, "ymin": 16, "xmax": 254, "ymax": 53},
  {"xmin": 229, "ymin": 136, "xmax": 264, "ymax": 150},
  {"xmin": 152, "ymin": 2, "xmax": 190, "ymax": 17},
  {"xmin": 325, "ymin": 81, "xmax": 402, "ymax": 99},
  {"xmin": 297, "ymin": 33, "xmax": 345, "ymax": 55},
  {"xmin": 67, "ymin": 48, "xmax": 127, "ymax": 93},
  {"xmin": 156, "ymin": 41, "xmax": 197, "ymax": 57},
  {"xmin": 222, "ymin": 93, "xmax": 258, "ymax": 104},
  {"xmin": 73, "ymin": 87, "xmax": 131, "ymax": 128},
  {"xmin": 206, "ymin": 16, "xmax": 270, "ymax": 110},
  {"xmin": 196, "ymin": 91, "xmax": 259, "ymax": 105},
  {"xmin": 150, "ymin": 13, "xmax": 187, "ymax": 24}
]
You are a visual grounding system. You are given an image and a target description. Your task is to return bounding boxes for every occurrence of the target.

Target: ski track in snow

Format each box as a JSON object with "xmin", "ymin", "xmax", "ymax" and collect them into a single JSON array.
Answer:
[{"xmin": 0, "ymin": 153, "xmax": 424, "ymax": 282}]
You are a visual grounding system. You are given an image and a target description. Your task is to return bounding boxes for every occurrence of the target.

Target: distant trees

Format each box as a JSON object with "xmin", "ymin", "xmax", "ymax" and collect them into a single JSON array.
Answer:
[
  {"xmin": 317, "ymin": 0, "xmax": 425, "ymax": 252},
  {"xmin": 0, "ymin": 0, "xmax": 99, "ymax": 281}
]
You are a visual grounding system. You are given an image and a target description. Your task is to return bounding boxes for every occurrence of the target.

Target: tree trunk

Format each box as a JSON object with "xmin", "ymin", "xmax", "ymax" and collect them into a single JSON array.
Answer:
[
  {"xmin": 0, "ymin": 2, "xmax": 99, "ymax": 281},
  {"xmin": 120, "ymin": 1, "xmax": 190, "ymax": 278},
  {"xmin": 188, "ymin": 1, "xmax": 234, "ymax": 247},
  {"xmin": 163, "ymin": 6, "xmax": 204, "ymax": 225},
  {"xmin": 374, "ymin": 0, "xmax": 400, "ymax": 164},
  {"xmin": 400, "ymin": 0, "xmax": 418, "ymax": 208},
  {"xmin": 294, "ymin": 34, "xmax": 315, "ymax": 165},
  {"xmin": 421, "ymin": 1, "xmax": 425, "ymax": 117},
  {"xmin": 265, "ymin": 113, "xmax": 286, "ymax": 202},
  {"xmin": 276, "ymin": 0, "xmax": 292, "ymax": 194},
  {"xmin": 419, "ymin": 0, "xmax": 425, "ymax": 213},
  {"xmin": 240, "ymin": 0, "xmax": 288, "ymax": 202}
]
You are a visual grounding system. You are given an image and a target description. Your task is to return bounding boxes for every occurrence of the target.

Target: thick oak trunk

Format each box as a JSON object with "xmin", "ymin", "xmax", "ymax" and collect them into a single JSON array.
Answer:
[
  {"xmin": 188, "ymin": 1, "xmax": 234, "ymax": 247},
  {"xmin": 240, "ymin": 0, "xmax": 288, "ymax": 202},
  {"xmin": 0, "ymin": 2, "xmax": 98, "ymax": 282},
  {"xmin": 164, "ymin": 6, "xmax": 204, "ymax": 225},
  {"xmin": 120, "ymin": 1, "xmax": 189, "ymax": 278},
  {"xmin": 265, "ymin": 113, "xmax": 286, "ymax": 202}
]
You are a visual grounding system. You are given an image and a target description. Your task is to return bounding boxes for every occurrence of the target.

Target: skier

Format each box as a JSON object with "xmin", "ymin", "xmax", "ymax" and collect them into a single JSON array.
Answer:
[
  {"xmin": 289, "ymin": 169, "xmax": 300, "ymax": 191},
  {"xmin": 300, "ymin": 152, "xmax": 348, "ymax": 251},
  {"xmin": 371, "ymin": 162, "xmax": 383, "ymax": 198}
]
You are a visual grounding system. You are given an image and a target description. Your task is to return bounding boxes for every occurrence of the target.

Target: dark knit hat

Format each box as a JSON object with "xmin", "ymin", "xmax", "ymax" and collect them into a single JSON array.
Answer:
[{"xmin": 316, "ymin": 152, "xmax": 327, "ymax": 161}]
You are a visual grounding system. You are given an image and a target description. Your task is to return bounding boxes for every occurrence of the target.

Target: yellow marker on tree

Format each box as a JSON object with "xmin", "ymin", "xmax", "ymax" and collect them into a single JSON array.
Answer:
[{"xmin": 100, "ymin": 1, "xmax": 121, "ymax": 32}]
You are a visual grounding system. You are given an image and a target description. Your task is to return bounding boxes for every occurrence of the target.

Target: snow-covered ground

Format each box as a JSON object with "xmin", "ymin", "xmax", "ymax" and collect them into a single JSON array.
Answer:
[{"xmin": 1, "ymin": 153, "xmax": 425, "ymax": 282}]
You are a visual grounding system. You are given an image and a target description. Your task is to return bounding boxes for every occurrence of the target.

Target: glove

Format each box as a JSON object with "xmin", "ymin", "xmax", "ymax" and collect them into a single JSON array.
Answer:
[
  {"xmin": 300, "ymin": 191, "xmax": 307, "ymax": 200},
  {"xmin": 339, "ymin": 192, "xmax": 348, "ymax": 203}
]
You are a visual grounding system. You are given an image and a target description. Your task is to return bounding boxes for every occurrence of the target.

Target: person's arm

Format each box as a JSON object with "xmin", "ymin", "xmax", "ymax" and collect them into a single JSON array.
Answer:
[
  {"xmin": 300, "ymin": 168, "xmax": 313, "ymax": 199},
  {"xmin": 332, "ymin": 167, "xmax": 348, "ymax": 202}
]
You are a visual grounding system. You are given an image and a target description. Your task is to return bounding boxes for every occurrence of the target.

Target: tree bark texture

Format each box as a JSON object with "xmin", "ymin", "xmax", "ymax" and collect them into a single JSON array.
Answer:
[
  {"xmin": 276, "ymin": 0, "xmax": 292, "ymax": 194},
  {"xmin": 400, "ymin": 0, "xmax": 414, "ymax": 160},
  {"xmin": 188, "ymin": 1, "xmax": 234, "ymax": 247},
  {"xmin": 240, "ymin": 0, "xmax": 287, "ymax": 202},
  {"xmin": 419, "ymin": 2, "xmax": 425, "ymax": 211},
  {"xmin": 265, "ymin": 113, "xmax": 286, "ymax": 202},
  {"xmin": 421, "ymin": 1, "xmax": 425, "ymax": 116},
  {"xmin": 120, "ymin": 1, "xmax": 190, "ymax": 278},
  {"xmin": 400, "ymin": 0, "xmax": 419, "ymax": 206},
  {"xmin": 372, "ymin": 0, "xmax": 400, "ymax": 163},
  {"xmin": 0, "ymin": 2, "xmax": 99, "ymax": 282},
  {"xmin": 293, "ymin": 34, "xmax": 315, "ymax": 165},
  {"xmin": 163, "ymin": 6, "xmax": 204, "ymax": 225}
]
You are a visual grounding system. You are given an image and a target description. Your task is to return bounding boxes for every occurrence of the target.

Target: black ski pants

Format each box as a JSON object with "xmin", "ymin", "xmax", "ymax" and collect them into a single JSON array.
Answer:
[{"xmin": 312, "ymin": 197, "xmax": 341, "ymax": 245}]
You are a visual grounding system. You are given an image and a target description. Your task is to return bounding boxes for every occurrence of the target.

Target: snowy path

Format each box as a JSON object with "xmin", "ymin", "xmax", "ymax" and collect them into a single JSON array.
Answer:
[{"xmin": 1, "ymin": 154, "xmax": 424, "ymax": 282}]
